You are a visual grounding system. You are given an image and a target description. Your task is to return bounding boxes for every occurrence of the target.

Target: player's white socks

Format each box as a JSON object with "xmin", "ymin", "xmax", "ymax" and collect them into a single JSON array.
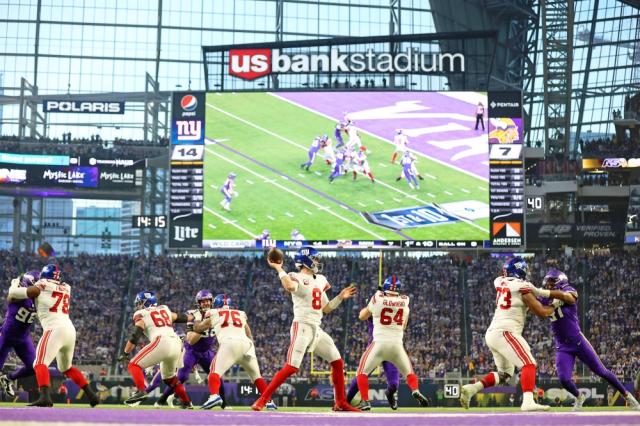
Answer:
[
  {"xmin": 469, "ymin": 381, "xmax": 485, "ymax": 394},
  {"xmin": 522, "ymin": 392, "xmax": 535, "ymax": 405}
]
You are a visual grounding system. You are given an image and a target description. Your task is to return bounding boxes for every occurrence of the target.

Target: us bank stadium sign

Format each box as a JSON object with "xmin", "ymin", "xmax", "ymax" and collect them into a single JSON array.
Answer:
[{"xmin": 228, "ymin": 48, "xmax": 465, "ymax": 81}]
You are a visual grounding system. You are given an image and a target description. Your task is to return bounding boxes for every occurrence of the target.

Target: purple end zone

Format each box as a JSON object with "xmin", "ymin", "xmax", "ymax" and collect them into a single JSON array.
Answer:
[
  {"xmin": 274, "ymin": 91, "xmax": 490, "ymax": 180},
  {"xmin": 1, "ymin": 408, "xmax": 639, "ymax": 426}
]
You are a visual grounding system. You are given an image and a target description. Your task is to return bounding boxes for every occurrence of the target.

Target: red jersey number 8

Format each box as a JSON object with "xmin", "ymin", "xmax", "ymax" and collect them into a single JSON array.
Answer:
[
  {"xmin": 311, "ymin": 288, "xmax": 322, "ymax": 310},
  {"xmin": 150, "ymin": 310, "xmax": 172, "ymax": 327}
]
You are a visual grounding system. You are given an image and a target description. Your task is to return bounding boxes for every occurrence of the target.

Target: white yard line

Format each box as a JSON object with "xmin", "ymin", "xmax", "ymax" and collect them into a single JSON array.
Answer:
[
  {"xmin": 357, "ymin": 201, "xmax": 367, "ymax": 207},
  {"xmin": 375, "ymin": 200, "xmax": 384, "ymax": 205},
  {"xmin": 204, "ymin": 206, "xmax": 255, "ymax": 237},
  {"xmin": 205, "ymin": 146, "xmax": 386, "ymax": 239},
  {"xmin": 304, "ymin": 209, "xmax": 313, "ymax": 215},
  {"xmin": 461, "ymin": 188, "xmax": 470, "ymax": 193},
  {"xmin": 247, "ymin": 218, "xmax": 256, "ymax": 223},
  {"xmin": 246, "ymin": 179, "xmax": 254, "ymax": 185},
  {"xmin": 208, "ymin": 224, "xmax": 216, "ymax": 229},
  {"xmin": 285, "ymin": 212, "xmax": 294, "ymax": 218},
  {"xmin": 444, "ymin": 190, "xmax": 453, "ymax": 196},
  {"xmin": 267, "ymin": 215, "xmax": 276, "ymax": 220}
]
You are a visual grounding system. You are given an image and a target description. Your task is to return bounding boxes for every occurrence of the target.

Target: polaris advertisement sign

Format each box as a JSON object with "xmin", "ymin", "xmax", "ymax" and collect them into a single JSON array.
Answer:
[{"xmin": 43, "ymin": 100, "xmax": 125, "ymax": 114}]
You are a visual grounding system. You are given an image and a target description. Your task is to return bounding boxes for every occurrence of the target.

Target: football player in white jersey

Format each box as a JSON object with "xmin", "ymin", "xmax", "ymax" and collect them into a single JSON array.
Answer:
[
  {"xmin": 7, "ymin": 264, "xmax": 99, "ymax": 407},
  {"xmin": 352, "ymin": 146, "xmax": 375, "ymax": 183},
  {"xmin": 119, "ymin": 291, "xmax": 194, "ymax": 408},
  {"xmin": 356, "ymin": 275, "xmax": 429, "ymax": 410},
  {"xmin": 460, "ymin": 257, "xmax": 555, "ymax": 412},
  {"xmin": 345, "ymin": 122, "xmax": 362, "ymax": 149},
  {"xmin": 251, "ymin": 247, "xmax": 359, "ymax": 412},
  {"xmin": 391, "ymin": 129, "xmax": 409, "ymax": 164},
  {"xmin": 196, "ymin": 294, "xmax": 276, "ymax": 410}
]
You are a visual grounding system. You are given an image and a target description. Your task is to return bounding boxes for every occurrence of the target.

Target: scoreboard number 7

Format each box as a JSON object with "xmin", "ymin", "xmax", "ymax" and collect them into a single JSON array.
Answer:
[{"xmin": 171, "ymin": 145, "xmax": 204, "ymax": 161}]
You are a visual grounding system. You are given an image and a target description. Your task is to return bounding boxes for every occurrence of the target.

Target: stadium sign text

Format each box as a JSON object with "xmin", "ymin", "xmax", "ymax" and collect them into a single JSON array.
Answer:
[
  {"xmin": 229, "ymin": 48, "xmax": 465, "ymax": 80},
  {"xmin": 43, "ymin": 100, "xmax": 125, "ymax": 114}
]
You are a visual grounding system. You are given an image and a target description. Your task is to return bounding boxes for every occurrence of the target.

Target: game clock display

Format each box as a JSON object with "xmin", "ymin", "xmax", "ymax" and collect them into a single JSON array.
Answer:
[
  {"xmin": 169, "ymin": 90, "xmax": 525, "ymax": 249},
  {"xmin": 132, "ymin": 215, "xmax": 167, "ymax": 229}
]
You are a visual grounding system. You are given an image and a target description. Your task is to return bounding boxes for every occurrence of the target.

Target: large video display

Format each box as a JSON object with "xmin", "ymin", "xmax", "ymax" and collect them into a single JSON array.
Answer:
[{"xmin": 168, "ymin": 91, "xmax": 524, "ymax": 249}]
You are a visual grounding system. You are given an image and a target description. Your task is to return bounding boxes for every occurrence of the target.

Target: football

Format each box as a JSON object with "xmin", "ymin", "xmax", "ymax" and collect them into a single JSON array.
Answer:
[{"xmin": 267, "ymin": 247, "xmax": 284, "ymax": 264}]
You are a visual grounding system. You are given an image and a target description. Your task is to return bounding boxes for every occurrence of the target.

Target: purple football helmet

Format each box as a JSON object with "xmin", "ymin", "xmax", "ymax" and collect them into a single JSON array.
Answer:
[
  {"xmin": 543, "ymin": 268, "xmax": 569, "ymax": 290},
  {"xmin": 196, "ymin": 289, "xmax": 213, "ymax": 310},
  {"xmin": 21, "ymin": 270, "xmax": 40, "ymax": 287}
]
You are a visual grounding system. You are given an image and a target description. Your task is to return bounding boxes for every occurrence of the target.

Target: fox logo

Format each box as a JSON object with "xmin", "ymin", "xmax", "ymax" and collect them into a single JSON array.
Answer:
[{"xmin": 229, "ymin": 49, "xmax": 271, "ymax": 80}]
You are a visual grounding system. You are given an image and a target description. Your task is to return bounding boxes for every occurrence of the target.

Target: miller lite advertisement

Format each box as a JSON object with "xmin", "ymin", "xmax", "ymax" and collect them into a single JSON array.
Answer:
[{"xmin": 169, "ymin": 91, "xmax": 206, "ymax": 249}]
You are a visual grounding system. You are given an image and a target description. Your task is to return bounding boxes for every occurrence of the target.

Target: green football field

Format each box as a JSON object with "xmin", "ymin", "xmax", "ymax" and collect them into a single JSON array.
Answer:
[{"xmin": 203, "ymin": 92, "xmax": 490, "ymax": 242}]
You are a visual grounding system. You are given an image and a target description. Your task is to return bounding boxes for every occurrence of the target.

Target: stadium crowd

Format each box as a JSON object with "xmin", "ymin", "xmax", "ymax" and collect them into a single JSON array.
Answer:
[
  {"xmin": 0, "ymin": 135, "xmax": 168, "ymax": 159},
  {"xmin": 1, "ymin": 251, "xmax": 639, "ymax": 383}
]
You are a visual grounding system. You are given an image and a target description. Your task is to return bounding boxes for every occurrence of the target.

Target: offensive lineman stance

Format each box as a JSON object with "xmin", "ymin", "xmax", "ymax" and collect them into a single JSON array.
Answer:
[
  {"xmin": 251, "ymin": 247, "xmax": 359, "ymax": 411},
  {"xmin": 119, "ymin": 291, "xmax": 193, "ymax": 408},
  {"xmin": 7, "ymin": 264, "xmax": 99, "ymax": 407},
  {"xmin": 154, "ymin": 290, "xmax": 226, "ymax": 408},
  {"xmin": 460, "ymin": 257, "xmax": 553, "ymax": 411},
  {"xmin": 355, "ymin": 275, "xmax": 429, "ymax": 410},
  {"xmin": 196, "ymin": 294, "xmax": 276, "ymax": 410}
]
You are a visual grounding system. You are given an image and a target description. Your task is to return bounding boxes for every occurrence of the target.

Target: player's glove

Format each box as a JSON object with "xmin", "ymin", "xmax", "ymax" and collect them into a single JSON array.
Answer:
[
  {"xmin": 117, "ymin": 352, "xmax": 130, "ymax": 363},
  {"xmin": 551, "ymin": 298, "xmax": 563, "ymax": 309}
]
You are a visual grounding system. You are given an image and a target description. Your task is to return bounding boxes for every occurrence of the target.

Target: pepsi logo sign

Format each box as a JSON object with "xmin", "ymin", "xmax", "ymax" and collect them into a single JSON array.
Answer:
[{"xmin": 181, "ymin": 95, "xmax": 198, "ymax": 112}]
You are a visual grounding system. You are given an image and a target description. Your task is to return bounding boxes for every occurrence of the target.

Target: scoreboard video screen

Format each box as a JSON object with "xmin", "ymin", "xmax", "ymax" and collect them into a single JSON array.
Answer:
[{"xmin": 168, "ymin": 90, "xmax": 524, "ymax": 250}]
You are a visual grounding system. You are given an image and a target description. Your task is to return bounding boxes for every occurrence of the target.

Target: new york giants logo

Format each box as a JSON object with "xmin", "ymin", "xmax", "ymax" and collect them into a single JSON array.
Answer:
[
  {"xmin": 229, "ymin": 49, "xmax": 271, "ymax": 80},
  {"xmin": 175, "ymin": 120, "xmax": 202, "ymax": 141}
]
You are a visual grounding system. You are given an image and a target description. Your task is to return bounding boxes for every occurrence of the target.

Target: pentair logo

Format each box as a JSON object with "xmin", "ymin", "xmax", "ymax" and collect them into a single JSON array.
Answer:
[
  {"xmin": 229, "ymin": 49, "xmax": 272, "ymax": 81},
  {"xmin": 180, "ymin": 95, "xmax": 198, "ymax": 112}
]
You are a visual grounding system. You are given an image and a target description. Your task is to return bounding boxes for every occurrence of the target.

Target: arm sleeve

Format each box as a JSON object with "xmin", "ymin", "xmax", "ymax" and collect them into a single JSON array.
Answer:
[
  {"xmin": 288, "ymin": 273, "xmax": 301, "ymax": 294},
  {"xmin": 174, "ymin": 312, "xmax": 189, "ymax": 323},
  {"xmin": 128, "ymin": 325, "xmax": 145, "ymax": 345}
]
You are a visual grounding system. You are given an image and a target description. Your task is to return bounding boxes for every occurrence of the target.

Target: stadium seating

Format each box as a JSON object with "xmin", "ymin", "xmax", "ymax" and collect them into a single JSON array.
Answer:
[{"xmin": 1, "ymin": 251, "xmax": 638, "ymax": 381}]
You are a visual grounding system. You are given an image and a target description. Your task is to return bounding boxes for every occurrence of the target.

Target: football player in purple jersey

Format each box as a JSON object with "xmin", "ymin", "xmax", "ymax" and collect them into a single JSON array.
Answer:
[
  {"xmin": 538, "ymin": 269, "xmax": 640, "ymax": 411},
  {"xmin": 0, "ymin": 271, "xmax": 40, "ymax": 397}
]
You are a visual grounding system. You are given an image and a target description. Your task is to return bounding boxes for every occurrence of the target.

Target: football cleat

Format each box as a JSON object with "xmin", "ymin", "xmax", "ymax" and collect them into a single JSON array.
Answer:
[
  {"xmin": 251, "ymin": 396, "xmax": 267, "ymax": 411},
  {"xmin": 180, "ymin": 400, "xmax": 194, "ymax": 409},
  {"xmin": 125, "ymin": 390, "xmax": 149, "ymax": 406},
  {"xmin": 625, "ymin": 392, "xmax": 640, "ymax": 410},
  {"xmin": 266, "ymin": 399, "xmax": 278, "ymax": 410},
  {"xmin": 28, "ymin": 387, "xmax": 53, "ymax": 407},
  {"xmin": 167, "ymin": 394, "xmax": 176, "ymax": 408},
  {"xmin": 154, "ymin": 400, "xmax": 169, "ymax": 408},
  {"xmin": 357, "ymin": 400, "xmax": 371, "ymax": 411},
  {"xmin": 201, "ymin": 394, "xmax": 223, "ymax": 410},
  {"xmin": 385, "ymin": 390, "xmax": 398, "ymax": 410},
  {"xmin": 412, "ymin": 390, "xmax": 429, "ymax": 407},
  {"xmin": 572, "ymin": 393, "xmax": 586, "ymax": 411},
  {"xmin": 0, "ymin": 374, "xmax": 15, "ymax": 398},
  {"xmin": 459, "ymin": 384, "xmax": 476, "ymax": 409},
  {"xmin": 520, "ymin": 401, "xmax": 550, "ymax": 411},
  {"xmin": 332, "ymin": 401, "xmax": 361, "ymax": 412},
  {"xmin": 83, "ymin": 385, "xmax": 100, "ymax": 407}
]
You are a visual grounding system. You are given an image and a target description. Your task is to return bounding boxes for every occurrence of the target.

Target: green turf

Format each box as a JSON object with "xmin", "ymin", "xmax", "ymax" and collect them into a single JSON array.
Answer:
[
  {"xmin": 203, "ymin": 92, "xmax": 490, "ymax": 242},
  {"xmin": 0, "ymin": 402, "xmax": 632, "ymax": 412}
]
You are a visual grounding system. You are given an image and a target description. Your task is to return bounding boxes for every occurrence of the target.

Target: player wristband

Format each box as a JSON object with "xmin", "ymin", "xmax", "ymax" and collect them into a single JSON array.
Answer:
[
  {"xmin": 7, "ymin": 286, "xmax": 28, "ymax": 300},
  {"xmin": 537, "ymin": 288, "xmax": 551, "ymax": 298},
  {"xmin": 278, "ymin": 271, "xmax": 288, "ymax": 280}
]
